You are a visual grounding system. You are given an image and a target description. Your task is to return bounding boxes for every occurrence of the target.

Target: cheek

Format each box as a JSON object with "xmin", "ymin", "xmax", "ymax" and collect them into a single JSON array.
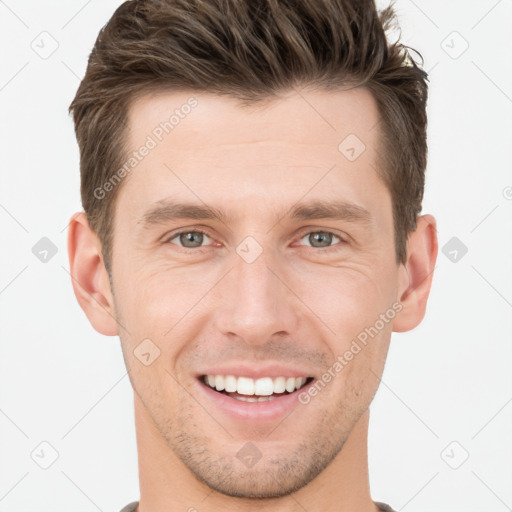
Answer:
[
  {"xmin": 118, "ymin": 255, "xmax": 399, "ymax": 334},
  {"xmin": 289, "ymin": 260, "xmax": 398, "ymax": 336},
  {"xmin": 115, "ymin": 250, "xmax": 398, "ymax": 365},
  {"xmin": 287, "ymin": 261, "xmax": 397, "ymax": 390},
  {"xmin": 117, "ymin": 260, "xmax": 198, "ymax": 320},
  {"xmin": 116, "ymin": 263, "xmax": 217, "ymax": 369},
  {"xmin": 134, "ymin": 264, "xmax": 218, "ymax": 317}
]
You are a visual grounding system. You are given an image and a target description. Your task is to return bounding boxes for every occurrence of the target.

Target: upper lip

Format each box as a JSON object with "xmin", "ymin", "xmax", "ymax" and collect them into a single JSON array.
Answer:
[{"xmin": 196, "ymin": 363, "xmax": 316, "ymax": 380}]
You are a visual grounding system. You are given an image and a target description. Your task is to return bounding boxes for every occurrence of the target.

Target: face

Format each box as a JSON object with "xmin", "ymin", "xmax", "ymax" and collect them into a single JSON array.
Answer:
[{"xmin": 110, "ymin": 87, "xmax": 403, "ymax": 498}]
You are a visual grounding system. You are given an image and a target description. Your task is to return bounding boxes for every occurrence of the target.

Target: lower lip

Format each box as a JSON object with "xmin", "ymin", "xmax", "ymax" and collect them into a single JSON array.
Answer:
[{"xmin": 196, "ymin": 378, "xmax": 313, "ymax": 423}]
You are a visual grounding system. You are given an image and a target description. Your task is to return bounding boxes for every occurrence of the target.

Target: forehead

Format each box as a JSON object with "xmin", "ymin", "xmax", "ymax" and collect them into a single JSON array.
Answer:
[
  {"xmin": 118, "ymin": 87, "xmax": 387, "ymax": 221},
  {"xmin": 127, "ymin": 86, "xmax": 380, "ymax": 151}
]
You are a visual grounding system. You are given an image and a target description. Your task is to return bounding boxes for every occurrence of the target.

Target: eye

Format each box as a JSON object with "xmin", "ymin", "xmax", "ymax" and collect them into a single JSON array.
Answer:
[
  {"xmin": 163, "ymin": 228, "xmax": 346, "ymax": 252},
  {"xmin": 296, "ymin": 230, "xmax": 344, "ymax": 250},
  {"xmin": 165, "ymin": 229, "xmax": 213, "ymax": 249}
]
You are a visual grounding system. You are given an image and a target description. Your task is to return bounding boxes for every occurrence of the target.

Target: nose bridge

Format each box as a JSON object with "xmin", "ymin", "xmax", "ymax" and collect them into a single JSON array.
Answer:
[{"xmin": 213, "ymin": 241, "xmax": 299, "ymax": 343}]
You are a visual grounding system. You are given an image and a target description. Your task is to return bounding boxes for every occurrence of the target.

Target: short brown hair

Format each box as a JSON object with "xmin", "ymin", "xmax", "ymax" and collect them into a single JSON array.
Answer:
[{"xmin": 69, "ymin": 0, "xmax": 428, "ymax": 273}]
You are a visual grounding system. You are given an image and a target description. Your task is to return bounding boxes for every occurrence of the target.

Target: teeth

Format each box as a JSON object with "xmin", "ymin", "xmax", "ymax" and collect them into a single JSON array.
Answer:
[
  {"xmin": 295, "ymin": 377, "xmax": 305, "ymax": 389},
  {"xmin": 224, "ymin": 375, "xmax": 237, "ymax": 392},
  {"xmin": 232, "ymin": 395, "xmax": 278, "ymax": 402},
  {"xmin": 254, "ymin": 377, "xmax": 274, "ymax": 396},
  {"xmin": 214, "ymin": 375, "xmax": 225, "ymax": 391},
  {"xmin": 203, "ymin": 375, "xmax": 310, "ymax": 396},
  {"xmin": 285, "ymin": 377, "xmax": 296, "ymax": 393},
  {"xmin": 237, "ymin": 376, "xmax": 255, "ymax": 395},
  {"xmin": 273, "ymin": 376, "xmax": 286, "ymax": 393}
]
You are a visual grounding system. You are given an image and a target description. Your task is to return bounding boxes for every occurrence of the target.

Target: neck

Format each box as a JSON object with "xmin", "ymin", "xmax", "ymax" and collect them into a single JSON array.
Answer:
[{"xmin": 134, "ymin": 394, "xmax": 379, "ymax": 512}]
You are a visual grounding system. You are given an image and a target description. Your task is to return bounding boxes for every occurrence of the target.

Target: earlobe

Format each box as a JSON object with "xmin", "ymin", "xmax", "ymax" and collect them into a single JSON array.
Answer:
[
  {"xmin": 67, "ymin": 212, "xmax": 119, "ymax": 336},
  {"xmin": 393, "ymin": 214, "xmax": 438, "ymax": 333}
]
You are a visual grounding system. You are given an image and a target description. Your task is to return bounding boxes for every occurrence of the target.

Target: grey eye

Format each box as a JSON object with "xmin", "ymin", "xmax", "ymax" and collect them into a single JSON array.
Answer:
[
  {"xmin": 302, "ymin": 231, "xmax": 340, "ymax": 248},
  {"xmin": 170, "ymin": 231, "xmax": 210, "ymax": 248}
]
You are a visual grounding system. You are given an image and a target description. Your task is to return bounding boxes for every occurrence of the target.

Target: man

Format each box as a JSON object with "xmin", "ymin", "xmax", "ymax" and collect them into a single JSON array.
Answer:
[{"xmin": 67, "ymin": 0, "xmax": 437, "ymax": 511}]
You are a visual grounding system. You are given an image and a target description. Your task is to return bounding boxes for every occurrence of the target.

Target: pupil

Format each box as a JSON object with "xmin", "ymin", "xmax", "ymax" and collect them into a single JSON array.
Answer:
[
  {"xmin": 310, "ymin": 232, "xmax": 332, "ymax": 247},
  {"xmin": 180, "ymin": 232, "xmax": 203, "ymax": 248}
]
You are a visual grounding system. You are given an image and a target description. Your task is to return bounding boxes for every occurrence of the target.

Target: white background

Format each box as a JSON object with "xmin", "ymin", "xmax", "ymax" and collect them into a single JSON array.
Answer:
[{"xmin": 0, "ymin": 1, "xmax": 511, "ymax": 511}]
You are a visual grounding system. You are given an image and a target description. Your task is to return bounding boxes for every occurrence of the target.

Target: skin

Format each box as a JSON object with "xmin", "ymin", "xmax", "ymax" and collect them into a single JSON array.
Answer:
[{"xmin": 68, "ymin": 86, "xmax": 438, "ymax": 512}]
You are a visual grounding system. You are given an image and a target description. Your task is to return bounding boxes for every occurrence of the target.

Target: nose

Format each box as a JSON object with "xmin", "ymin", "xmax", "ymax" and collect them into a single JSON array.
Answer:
[{"xmin": 213, "ymin": 245, "xmax": 301, "ymax": 346}]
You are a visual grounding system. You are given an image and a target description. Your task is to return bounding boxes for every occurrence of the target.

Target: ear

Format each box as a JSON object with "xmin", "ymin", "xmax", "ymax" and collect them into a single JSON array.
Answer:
[
  {"xmin": 67, "ymin": 212, "xmax": 119, "ymax": 336},
  {"xmin": 393, "ymin": 214, "xmax": 438, "ymax": 332}
]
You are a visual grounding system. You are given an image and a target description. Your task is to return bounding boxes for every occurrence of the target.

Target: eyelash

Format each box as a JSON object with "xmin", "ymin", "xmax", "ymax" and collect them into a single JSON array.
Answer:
[{"xmin": 163, "ymin": 228, "xmax": 347, "ymax": 253}]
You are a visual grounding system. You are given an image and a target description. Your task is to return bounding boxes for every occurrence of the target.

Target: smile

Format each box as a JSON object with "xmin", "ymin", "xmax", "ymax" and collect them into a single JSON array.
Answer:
[{"xmin": 201, "ymin": 374, "xmax": 314, "ymax": 402}]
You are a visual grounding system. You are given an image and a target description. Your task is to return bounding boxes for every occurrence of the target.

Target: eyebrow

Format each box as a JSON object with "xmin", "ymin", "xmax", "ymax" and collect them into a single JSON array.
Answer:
[{"xmin": 139, "ymin": 198, "xmax": 372, "ymax": 228}]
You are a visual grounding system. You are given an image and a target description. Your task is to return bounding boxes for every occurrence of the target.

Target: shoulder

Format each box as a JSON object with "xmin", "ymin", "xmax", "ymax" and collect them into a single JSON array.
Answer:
[
  {"xmin": 119, "ymin": 501, "xmax": 139, "ymax": 512},
  {"xmin": 374, "ymin": 502, "xmax": 397, "ymax": 512}
]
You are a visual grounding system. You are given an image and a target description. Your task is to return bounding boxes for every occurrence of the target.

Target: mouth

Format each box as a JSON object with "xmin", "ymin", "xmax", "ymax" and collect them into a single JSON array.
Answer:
[{"xmin": 199, "ymin": 374, "xmax": 315, "ymax": 402}]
